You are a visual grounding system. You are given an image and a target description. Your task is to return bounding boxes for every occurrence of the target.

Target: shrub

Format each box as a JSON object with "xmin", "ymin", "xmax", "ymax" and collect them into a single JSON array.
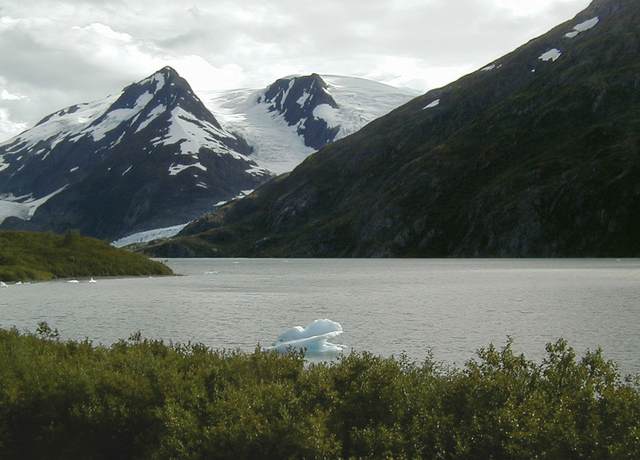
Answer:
[{"xmin": 0, "ymin": 327, "xmax": 638, "ymax": 459}]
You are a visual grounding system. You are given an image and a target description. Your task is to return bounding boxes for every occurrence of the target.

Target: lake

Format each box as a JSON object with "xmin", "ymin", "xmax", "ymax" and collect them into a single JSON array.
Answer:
[{"xmin": 1, "ymin": 259, "xmax": 639, "ymax": 375}]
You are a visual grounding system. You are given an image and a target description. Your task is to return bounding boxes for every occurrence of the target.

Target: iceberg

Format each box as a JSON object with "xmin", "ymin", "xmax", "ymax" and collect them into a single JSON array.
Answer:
[{"xmin": 266, "ymin": 319, "xmax": 346, "ymax": 355}]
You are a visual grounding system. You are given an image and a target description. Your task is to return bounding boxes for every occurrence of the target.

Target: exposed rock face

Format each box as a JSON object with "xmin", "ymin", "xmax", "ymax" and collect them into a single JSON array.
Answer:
[
  {"xmin": 146, "ymin": 0, "xmax": 640, "ymax": 258},
  {"xmin": 0, "ymin": 67, "xmax": 270, "ymax": 239},
  {"xmin": 201, "ymin": 74, "xmax": 418, "ymax": 174},
  {"xmin": 259, "ymin": 74, "xmax": 340, "ymax": 150}
]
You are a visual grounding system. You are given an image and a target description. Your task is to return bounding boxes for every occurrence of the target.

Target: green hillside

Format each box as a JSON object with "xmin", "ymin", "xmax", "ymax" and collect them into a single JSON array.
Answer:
[
  {"xmin": 0, "ymin": 230, "xmax": 172, "ymax": 282},
  {"xmin": 145, "ymin": 0, "xmax": 640, "ymax": 258}
]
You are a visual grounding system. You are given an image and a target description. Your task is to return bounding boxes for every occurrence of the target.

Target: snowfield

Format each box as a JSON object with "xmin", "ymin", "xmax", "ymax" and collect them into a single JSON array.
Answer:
[{"xmin": 200, "ymin": 75, "xmax": 418, "ymax": 174}]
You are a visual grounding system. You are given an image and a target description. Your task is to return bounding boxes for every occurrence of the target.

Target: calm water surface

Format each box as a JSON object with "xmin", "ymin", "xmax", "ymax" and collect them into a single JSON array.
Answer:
[{"xmin": 1, "ymin": 259, "xmax": 639, "ymax": 375}]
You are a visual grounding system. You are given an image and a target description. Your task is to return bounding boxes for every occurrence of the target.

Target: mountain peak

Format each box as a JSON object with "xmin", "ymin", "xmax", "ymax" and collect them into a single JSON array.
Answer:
[
  {"xmin": 152, "ymin": 0, "xmax": 640, "ymax": 258},
  {"xmin": 258, "ymin": 73, "xmax": 340, "ymax": 149},
  {"xmin": 144, "ymin": 66, "xmax": 181, "ymax": 85},
  {"xmin": 0, "ymin": 67, "xmax": 269, "ymax": 239}
]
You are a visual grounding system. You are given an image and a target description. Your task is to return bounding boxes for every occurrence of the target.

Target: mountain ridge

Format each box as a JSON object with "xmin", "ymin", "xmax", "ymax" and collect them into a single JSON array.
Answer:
[
  {"xmin": 201, "ymin": 74, "xmax": 419, "ymax": 174},
  {"xmin": 0, "ymin": 67, "xmax": 270, "ymax": 240},
  {"xmin": 144, "ymin": 0, "xmax": 640, "ymax": 258}
]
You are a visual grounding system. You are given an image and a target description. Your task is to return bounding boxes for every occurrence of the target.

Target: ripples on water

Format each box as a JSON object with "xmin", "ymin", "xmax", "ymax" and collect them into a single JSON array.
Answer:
[{"xmin": 1, "ymin": 259, "xmax": 639, "ymax": 375}]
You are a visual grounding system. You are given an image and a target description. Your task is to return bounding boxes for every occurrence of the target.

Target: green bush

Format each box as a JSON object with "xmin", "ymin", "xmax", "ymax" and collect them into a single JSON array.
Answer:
[{"xmin": 0, "ymin": 328, "xmax": 638, "ymax": 459}]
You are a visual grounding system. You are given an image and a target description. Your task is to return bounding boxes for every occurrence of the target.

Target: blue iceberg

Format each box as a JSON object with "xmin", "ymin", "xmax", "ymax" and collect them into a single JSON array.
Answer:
[{"xmin": 267, "ymin": 319, "xmax": 346, "ymax": 355}]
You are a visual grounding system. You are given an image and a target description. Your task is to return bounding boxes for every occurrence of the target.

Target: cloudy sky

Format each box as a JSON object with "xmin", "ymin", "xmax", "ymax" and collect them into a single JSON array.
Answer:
[{"xmin": 0, "ymin": 0, "xmax": 591, "ymax": 141}]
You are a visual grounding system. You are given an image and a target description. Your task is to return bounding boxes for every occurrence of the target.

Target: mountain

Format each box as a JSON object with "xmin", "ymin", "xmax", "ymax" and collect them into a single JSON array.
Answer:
[
  {"xmin": 0, "ymin": 67, "xmax": 270, "ymax": 240},
  {"xmin": 201, "ymin": 74, "xmax": 418, "ymax": 173},
  {"xmin": 145, "ymin": 0, "xmax": 640, "ymax": 258}
]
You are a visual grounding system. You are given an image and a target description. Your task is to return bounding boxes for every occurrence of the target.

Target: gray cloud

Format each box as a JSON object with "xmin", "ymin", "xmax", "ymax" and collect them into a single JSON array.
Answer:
[{"xmin": 0, "ymin": 0, "xmax": 591, "ymax": 141}]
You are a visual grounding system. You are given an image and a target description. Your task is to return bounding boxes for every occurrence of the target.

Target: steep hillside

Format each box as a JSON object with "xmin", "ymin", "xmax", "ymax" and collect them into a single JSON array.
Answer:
[
  {"xmin": 0, "ymin": 230, "xmax": 172, "ymax": 282},
  {"xmin": 146, "ymin": 0, "xmax": 640, "ymax": 258}
]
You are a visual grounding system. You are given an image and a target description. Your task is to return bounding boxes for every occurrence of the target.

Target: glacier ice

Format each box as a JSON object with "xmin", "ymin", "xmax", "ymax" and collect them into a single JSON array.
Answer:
[{"xmin": 266, "ymin": 319, "xmax": 346, "ymax": 355}]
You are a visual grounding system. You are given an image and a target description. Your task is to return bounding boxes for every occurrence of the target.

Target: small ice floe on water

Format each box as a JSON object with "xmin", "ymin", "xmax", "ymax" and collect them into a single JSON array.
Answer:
[
  {"xmin": 89, "ymin": 277, "xmax": 97, "ymax": 283},
  {"xmin": 15, "ymin": 281, "xmax": 22, "ymax": 286},
  {"xmin": 204, "ymin": 271, "xmax": 219, "ymax": 275},
  {"xmin": 0, "ymin": 281, "xmax": 7, "ymax": 287},
  {"xmin": 266, "ymin": 319, "xmax": 346, "ymax": 356},
  {"xmin": 67, "ymin": 279, "xmax": 79, "ymax": 283}
]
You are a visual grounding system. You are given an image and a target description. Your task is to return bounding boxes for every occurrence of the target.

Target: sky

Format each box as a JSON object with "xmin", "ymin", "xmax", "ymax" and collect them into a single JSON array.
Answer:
[{"xmin": 0, "ymin": 0, "xmax": 591, "ymax": 142}]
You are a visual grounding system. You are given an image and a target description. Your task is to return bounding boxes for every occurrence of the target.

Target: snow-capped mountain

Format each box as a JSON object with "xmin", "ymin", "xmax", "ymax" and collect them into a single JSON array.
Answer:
[
  {"xmin": 148, "ymin": 0, "xmax": 640, "ymax": 258},
  {"xmin": 0, "ymin": 67, "xmax": 270, "ymax": 240},
  {"xmin": 201, "ymin": 74, "xmax": 419, "ymax": 174}
]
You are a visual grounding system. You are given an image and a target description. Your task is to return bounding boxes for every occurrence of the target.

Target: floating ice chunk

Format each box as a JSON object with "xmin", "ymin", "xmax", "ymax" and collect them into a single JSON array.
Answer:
[
  {"xmin": 539, "ymin": 48, "xmax": 562, "ymax": 62},
  {"xmin": 565, "ymin": 17, "xmax": 599, "ymax": 38},
  {"xmin": 0, "ymin": 281, "xmax": 7, "ymax": 287},
  {"xmin": 423, "ymin": 99, "xmax": 440, "ymax": 110},
  {"xmin": 267, "ymin": 319, "xmax": 346, "ymax": 355},
  {"xmin": 67, "ymin": 279, "xmax": 79, "ymax": 283}
]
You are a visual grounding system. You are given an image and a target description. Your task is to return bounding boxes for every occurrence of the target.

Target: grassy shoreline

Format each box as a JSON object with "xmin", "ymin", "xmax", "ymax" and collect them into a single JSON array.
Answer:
[
  {"xmin": 0, "ymin": 327, "xmax": 638, "ymax": 459},
  {"xmin": 0, "ymin": 230, "xmax": 172, "ymax": 282}
]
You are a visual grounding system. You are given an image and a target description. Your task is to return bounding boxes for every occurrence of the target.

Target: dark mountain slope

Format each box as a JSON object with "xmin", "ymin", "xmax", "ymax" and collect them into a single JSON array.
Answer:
[{"xmin": 146, "ymin": 0, "xmax": 640, "ymax": 257}]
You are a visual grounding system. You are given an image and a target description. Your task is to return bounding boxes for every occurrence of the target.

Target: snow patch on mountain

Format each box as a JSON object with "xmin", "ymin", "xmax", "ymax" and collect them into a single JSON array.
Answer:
[
  {"xmin": 0, "ymin": 185, "xmax": 68, "ymax": 224},
  {"xmin": 136, "ymin": 104, "xmax": 166, "ymax": 132},
  {"xmin": 423, "ymin": 99, "xmax": 440, "ymax": 109},
  {"xmin": 539, "ymin": 48, "xmax": 562, "ymax": 62},
  {"xmin": 297, "ymin": 91, "xmax": 311, "ymax": 107},
  {"xmin": 168, "ymin": 162, "xmax": 206, "ymax": 176},
  {"xmin": 565, "ymin": 17, "xmax": 599, "ymax": 38},
  {"xmin": 111, "ymin": 221, "xmax": 189, "ymax": 248},
  {"xmin": 87, "ymin": 91, "xmax": 153, "ymax": 142},
  {"xmin": 156, "ymin": 107, "xmax": 231, "ymax": 157}
]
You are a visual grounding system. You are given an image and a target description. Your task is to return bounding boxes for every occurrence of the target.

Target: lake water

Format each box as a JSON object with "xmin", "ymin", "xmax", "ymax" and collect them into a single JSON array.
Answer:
[{"xmin": 1, "ymin": 259, "xmax": 639, "ymax": 375}]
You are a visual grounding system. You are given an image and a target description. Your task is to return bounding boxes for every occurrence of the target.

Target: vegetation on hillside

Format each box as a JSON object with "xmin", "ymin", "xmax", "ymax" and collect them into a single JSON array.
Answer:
[
  {"xmin": 145, "ymin": 0, "xmax": 640, "ymax": 258},
  {"xmin": 0, "ymin": 326, "xmax": 638, "ymax": 459},
  {"xmin": 0, "ymin": 230, "xmax": 172, "ymax": 281}
]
